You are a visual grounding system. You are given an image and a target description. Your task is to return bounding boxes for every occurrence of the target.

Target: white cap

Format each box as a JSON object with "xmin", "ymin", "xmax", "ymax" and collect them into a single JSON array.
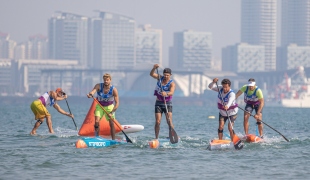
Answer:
[{"xmin": 247, "ymin": 81, "xmax": 256, "ymax": 86}]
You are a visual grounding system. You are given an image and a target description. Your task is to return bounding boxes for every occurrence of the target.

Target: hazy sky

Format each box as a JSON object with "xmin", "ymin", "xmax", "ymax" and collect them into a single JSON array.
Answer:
[{"xmin": 1, "ymin": 0, "xmax": 242, "ymax": 66}]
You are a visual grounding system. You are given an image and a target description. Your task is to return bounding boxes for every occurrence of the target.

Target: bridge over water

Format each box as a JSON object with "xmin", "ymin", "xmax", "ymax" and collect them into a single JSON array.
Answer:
[{"xmin": 41, "ymin": 67, "xmax": 310, "ymax": 97}]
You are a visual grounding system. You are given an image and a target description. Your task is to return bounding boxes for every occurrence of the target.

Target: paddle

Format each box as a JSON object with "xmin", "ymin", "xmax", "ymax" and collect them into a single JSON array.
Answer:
[
  {"xmin": 156, "ymin": 68, "xmax": 178, "ymax": 144},
  {"xmin": 63, "ymin": 93, "xmax": 78, "ymax": 131},
  {"xmin": 91, "ymin": 95, "xmax": 133, "ymax": 143},
  {"xmin": 216, "ymin": 82, "xmax": 243, "ymax": 150},
  {"xmin": 238, "ymin": 106, "xmax": 290, "ymax": 142}
]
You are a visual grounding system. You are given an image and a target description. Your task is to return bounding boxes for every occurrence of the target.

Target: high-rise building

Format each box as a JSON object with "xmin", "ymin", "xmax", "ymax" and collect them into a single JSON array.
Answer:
[
  {"xmin": 241, "ymin": 0, "xmax": 277, "ymax": 71},
  {"xmin": 90, "ymin": 11, "xmax": 136, "ymax": 69},
  {"xmin": 278, "ymin": 0, "xmax": 310, "ymax": 70},
  {"xmin": 281, "ymin": 0, "xmax": 310, "ymax": 47},
  {"xmin": 278, "ymin": 44, "xmax": 310, "ymax": 70},
  {"xmin": 222, "ymin": 43, "xmax": 265, "ymax": 73},
  {"xmin": 48, "ymin": 12, "xmax": 89, "ymax": 67},
  {"xmin": 14, "ymin": 43, "xmax": 26, "ymax": 60},
  {"xmin": 135, "ymin": 24, "xmax": 162, "ymax": 66},
  {"xmin": 15, "ymin": 35, "xmax": 48, "ymax": 60},
  {"xmin": 0, "ymin": 32, "xmax": 16, "ymax": 59},
  {"xmin": 27, "ymin": 34, "xmax": 48, "ymax": 59},
  {"xmin": 170, "ymin": 30, "xmax": 212, "ymax": 69}
]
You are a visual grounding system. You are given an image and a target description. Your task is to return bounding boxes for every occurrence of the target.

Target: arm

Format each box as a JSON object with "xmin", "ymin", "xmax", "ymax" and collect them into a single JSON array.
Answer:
[
  {"xmin": 53, "ymin": 103, "xmax": 73, "ymax": 118},
  {"xmin": 208, "ymin": 78, "xmax": 219, "ymax": 92},
  {"xmin": 256, "ymin": 98, "xmax": 264, "ymax": 115},
  {"xmin": 150, "ymin": 64, "xmax": 160, "ymax": 80},
  {"xmin": 235, "ymin": 90, "xmax": 243, "ymax": 100},
  {"xmin": 87, "ymin": 84, "xmax": 100, "ymax": 98},
  {"xmin": 111, "ymin": 87, "xmax": 119, "ymax": 113},
  {"xmin": 255, "ymin": 89, "xmax": 264, "ymax": 116}
]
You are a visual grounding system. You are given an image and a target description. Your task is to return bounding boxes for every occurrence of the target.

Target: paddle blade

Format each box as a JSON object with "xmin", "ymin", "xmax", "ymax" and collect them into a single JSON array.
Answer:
[
  {"xmin": 232, "ymin": 135, "xmax": 244, "ymax": 150},
  {"xmin": 122, "ymin": 130, "xmax": 133, "ymax": 143},
  {"xmin": 169, "ymin": 127, "xmax": 178, "ymax": 144}
]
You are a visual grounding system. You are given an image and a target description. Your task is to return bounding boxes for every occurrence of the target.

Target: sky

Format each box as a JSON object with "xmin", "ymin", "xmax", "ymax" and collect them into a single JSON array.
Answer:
[{"xmin": 0, "ymin": 0, "xmax": 242, "ymax": 66}]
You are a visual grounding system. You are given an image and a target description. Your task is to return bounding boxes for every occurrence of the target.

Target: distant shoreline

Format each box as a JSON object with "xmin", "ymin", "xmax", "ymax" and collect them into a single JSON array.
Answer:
[{"xmin": 0, "ymin": 96, "xmax": 213, "ymax": 106}]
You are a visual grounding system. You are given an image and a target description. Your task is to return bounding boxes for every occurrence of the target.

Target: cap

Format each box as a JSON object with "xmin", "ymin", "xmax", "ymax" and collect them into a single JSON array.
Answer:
[
  {"xmin": 247, "ymin": 81, "xmax": 256, "ymax": 86},
  {"xmin": 56, "ymin": 88, "xmax": 63, "ymax": 93},
  {"xmin": 163, "ymin": 68, "xmax": 172, "ymax": 74}
]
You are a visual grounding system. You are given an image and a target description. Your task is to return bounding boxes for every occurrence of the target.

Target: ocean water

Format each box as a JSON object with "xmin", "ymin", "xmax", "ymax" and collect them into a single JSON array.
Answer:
[{"xmin": 0, "ymin": 98, "xmax": 309, "ymax": 180}]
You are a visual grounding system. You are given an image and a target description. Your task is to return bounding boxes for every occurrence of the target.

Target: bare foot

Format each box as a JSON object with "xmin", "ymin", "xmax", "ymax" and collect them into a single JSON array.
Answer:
[
  {"xmin": 49, "ymin": 131, "xmax": 55, "ymax": 134},
  {"xmin": 30, "ymin": 131, "xmax": 37, "ymax": 135}
]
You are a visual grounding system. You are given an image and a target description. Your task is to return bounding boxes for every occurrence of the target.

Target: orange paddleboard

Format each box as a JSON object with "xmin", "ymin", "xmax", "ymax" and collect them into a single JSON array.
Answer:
[{"xmin": 208, "ymin": 139, "xmax": 234, "ymax": 150}]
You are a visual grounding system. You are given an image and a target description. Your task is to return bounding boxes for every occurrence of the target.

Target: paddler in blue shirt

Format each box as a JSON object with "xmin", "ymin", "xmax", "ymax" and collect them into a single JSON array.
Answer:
[
  {"xmin": 208, "ymin": 78, "xmax": 239, "ymax": 141},
  {"xmin": 30, "ymin": 88, "xmax": 74, "ymax": 135},
  {"xmin": 87, "ymin": 73, "xmax": 119, "ymax": 140},
  {"xmin": 235, "ymin": 78, "xmax": 264, "ymax": 138},
  {"xmin": 150, "ymin": 64, "xmax": 176, "ymax": 139}
]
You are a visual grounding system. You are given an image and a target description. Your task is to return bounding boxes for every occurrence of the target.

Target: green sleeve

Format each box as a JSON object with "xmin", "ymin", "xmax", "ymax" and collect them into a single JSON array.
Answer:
[
  {"xmin": 240, "ymin": 85, "xmax": 247, "ymax": 92},
  {"xmin": 256, "ymin": 89, "xmax": 264, "ymax": 99}
]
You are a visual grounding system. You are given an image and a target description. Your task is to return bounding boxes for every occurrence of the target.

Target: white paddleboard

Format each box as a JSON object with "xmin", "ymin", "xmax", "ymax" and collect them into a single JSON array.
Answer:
[{"xmin": 120, "ymin": 124, "xmax": 144, "ymax": 134}]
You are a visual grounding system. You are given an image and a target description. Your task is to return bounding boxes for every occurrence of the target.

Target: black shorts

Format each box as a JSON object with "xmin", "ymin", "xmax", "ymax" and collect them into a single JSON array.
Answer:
[
  {"xmin": 245, "ymin": 104, "xmax": 263, "ymax": 114},
  {"xmin": 155, "ymin": 100, "xmax": 172, "ymax": 113},
  {"xmin": 219, "ymin": 113, "xmax": 237, "ymax": 124}
]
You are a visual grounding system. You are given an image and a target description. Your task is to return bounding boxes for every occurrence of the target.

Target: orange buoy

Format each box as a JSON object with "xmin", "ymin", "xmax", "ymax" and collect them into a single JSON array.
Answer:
[
  {"xmin": 76, "ymin": 139, "xmax": 88, "ymax": 148},
  {"xmin": 245, "ymin": 134, "xmax": 263, "ymax": 143},
  {"xmin": 148, "ymin": 139, "xmax": 160, "ymax": 149},
  {"xmin": 78, "ymin": 100, "xmax": 123, "ymax": 136}
]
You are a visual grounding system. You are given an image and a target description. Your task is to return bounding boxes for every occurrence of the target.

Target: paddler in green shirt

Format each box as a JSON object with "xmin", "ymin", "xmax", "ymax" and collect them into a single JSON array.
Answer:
[{"xmin": 235, "ymin": 78, "xmax": 265, "ymax": 138}]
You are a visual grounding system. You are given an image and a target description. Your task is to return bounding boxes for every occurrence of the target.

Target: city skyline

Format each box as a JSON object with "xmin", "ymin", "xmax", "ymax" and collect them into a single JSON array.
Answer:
[{"xmin": 1, "ymin": 0, "xmax": 245, "ymax": 67}]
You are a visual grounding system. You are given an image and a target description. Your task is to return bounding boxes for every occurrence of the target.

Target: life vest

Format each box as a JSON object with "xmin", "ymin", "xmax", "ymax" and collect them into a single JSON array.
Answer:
[
  {"xmin": 217, "ymin": 89, "xmax": 238, "ymax": 110},
  {"xmin": 244, "ymin": 86, "xmax": 260, "ymax": 105},
  {"xmin": 97, "ymin": 83, "xmax": 114, "ymax": 106},
  {"xmin": 154, "ymin": 76, "xmax": 173, "ymax": 102},
  {"xmin": 38, "ymin": 92, "xmax": 55, "ymax": 107}
]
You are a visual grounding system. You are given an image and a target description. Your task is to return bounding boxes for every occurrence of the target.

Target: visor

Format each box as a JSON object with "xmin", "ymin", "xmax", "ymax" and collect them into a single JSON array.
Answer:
[{"xmin": 247, "ymin": 81, "xmax": 256, "ymax": 86}]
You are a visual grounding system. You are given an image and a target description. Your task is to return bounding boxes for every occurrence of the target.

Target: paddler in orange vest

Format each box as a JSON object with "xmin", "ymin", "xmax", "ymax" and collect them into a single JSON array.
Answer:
[
  {"xmin": 30, "ymin": 88, "xmax": 74, "ymax": 135},
  {"xmin": 208, "ymin": 78, "xmax": 239, "ymax": 141},
  {"xmin": 235, "ymin": 78, "xmax": 264, "ymax": 138},
  {"xmin": 87, "ymin": 73, "xmax": 119, "ymax": 140},
  {"xmin": 150, "ymin": 64, "xmax": 176, "ymax": 139}
]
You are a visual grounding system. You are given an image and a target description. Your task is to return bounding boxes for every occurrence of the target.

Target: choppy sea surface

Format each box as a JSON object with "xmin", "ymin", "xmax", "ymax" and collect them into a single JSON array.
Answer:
[{"xmin": 0, "ymin": 98, "xmax": 309, "ymax": 180}]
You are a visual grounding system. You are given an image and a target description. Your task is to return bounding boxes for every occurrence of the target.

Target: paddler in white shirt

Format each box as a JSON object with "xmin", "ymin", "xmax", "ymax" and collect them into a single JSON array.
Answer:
[
  {"xmin": 30, "ymin": 88, "xmax": 74, "ymax": 135},
  {"xmin": 208, "ymin": 78, "xmax": 239, "ymax": 141}
]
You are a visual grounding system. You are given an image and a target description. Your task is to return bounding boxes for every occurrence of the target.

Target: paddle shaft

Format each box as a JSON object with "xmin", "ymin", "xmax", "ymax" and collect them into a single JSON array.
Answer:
[
  {"xmin": 65, "ymin": 98, "xmax": 78, "ymax": 130},
  {"xmin": 238, "ymin": 106, "xmax": 289, "ymax": 142},
  {"xmin": 91, "ymin": 96, "xmax": 132, "ymax": 143}
]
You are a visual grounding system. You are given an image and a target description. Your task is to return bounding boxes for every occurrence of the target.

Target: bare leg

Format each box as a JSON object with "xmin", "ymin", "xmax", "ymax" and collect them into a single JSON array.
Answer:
[
  {"xmin": 30, "ymin": 118, "xmax": 45, "ymax": 135},
  {"xmin": 46, "ymin": 116, "xmax": 54, "ymax": 134},
  {"xmin": 155, "ymin": 113, "xmax": 162, "ymax": 139},
  {"xmin": 257, "ymin": 113, "xmax": 263, "ymax": 137},
  {"xmin": 218, "ymin": 120, "xmax": 225, "ymax": 140},
  {"xmin": 94, "ymin": 116, "xmax": 100, "ymax": 136},
  {"xmin": 228, "ymin": 121, "xmax": 234, "ymax": 142},
  {"xmin": 244, "ymin": 112, "xmax": 250, "ymax": 135},
  {"xmin": 109, "ymin": 119, "xmax": 115, "ymax": 140}
]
